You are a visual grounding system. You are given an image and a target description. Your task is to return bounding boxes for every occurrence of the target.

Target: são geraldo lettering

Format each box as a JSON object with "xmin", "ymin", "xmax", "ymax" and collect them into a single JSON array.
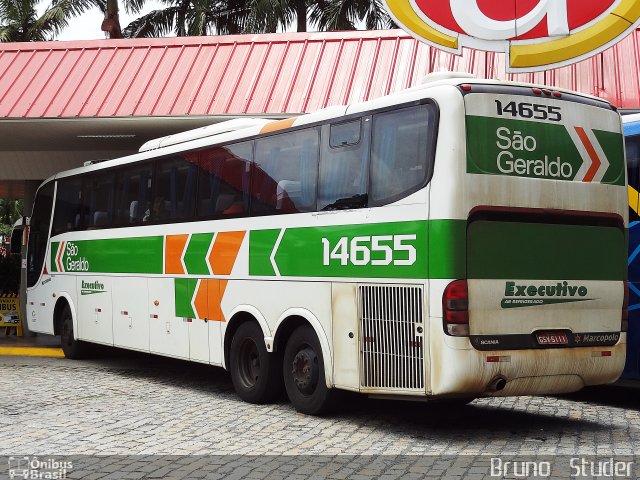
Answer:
[
  {"xmin": 65, "ymin": 242, "xmax": 89, "ymax": 272},
  {"xmin": 495, "ymin": 127, "xmax": 572, "ymax": 179}
]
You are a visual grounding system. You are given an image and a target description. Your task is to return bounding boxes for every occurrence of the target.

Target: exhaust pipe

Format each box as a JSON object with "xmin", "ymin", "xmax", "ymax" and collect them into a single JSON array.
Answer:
[{"xmin": 487, "ymin": 376, "xmax": 507, "ymax": 392}]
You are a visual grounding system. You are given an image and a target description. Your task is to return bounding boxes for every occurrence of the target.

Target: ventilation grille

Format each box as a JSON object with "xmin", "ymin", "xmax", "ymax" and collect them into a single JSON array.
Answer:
[{"xmin": 358, "ymin": 285, "xmax": 425, "ymax": 391}]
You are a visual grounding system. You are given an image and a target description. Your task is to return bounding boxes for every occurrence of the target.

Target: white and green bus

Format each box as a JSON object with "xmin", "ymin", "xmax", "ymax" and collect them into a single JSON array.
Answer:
[{"xmin": 26, "ymin": 74, "xmax": 628, "ymax": 414}]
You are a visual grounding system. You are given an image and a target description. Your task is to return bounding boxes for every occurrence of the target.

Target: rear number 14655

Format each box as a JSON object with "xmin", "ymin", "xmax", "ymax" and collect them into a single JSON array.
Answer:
[{"xmin": 495, "ymin": 100, "xmax": 562, "ymax": 122}]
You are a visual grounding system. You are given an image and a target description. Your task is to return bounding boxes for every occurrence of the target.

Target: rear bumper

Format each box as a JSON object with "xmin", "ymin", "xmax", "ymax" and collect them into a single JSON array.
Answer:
[{"xmin": 429, "ymin": 318, "xmax": 626, "ymax": 396}]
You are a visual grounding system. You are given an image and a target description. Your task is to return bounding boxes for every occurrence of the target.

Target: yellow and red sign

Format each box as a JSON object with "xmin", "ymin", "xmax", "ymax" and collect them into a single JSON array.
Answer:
[{"xmin": 384, "ymin": 0, "xmax": 640, "ymax": 72}]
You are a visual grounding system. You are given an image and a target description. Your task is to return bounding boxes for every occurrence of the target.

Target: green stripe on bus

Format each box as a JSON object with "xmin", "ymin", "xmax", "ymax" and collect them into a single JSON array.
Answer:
[
  {"xmin": 183, "ymin": 233, "xmax": 214, "ymax": 275},
  {"xmin": 59, "ymin": 237, "xmax": 163, "ymax": 274},
  {"xmin": 249, "ymin": 229, "xmax": 281, "ymax": 277},
  {"xmin": 249, "ymin": 220, "xmax": 467, "ymax": 280},
  {"xmin": 51, "ymin": 242, "xmax": 60, "ymax": 272},
  {"xmin": 175, "ymin": 278, "xmax": 196, "ymax": 318},
  {"xmin": 467, "ymin": 221, "xmax": 626, "ymax": 281},
  {"xmin": 429, "ymin": 220, "xmax": 466, "ymax": 279}
]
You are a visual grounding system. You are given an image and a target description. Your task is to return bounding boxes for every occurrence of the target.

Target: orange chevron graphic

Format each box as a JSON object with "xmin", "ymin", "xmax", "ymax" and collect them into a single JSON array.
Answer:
[
  {"xmin": 209, "ymin": 231, "xmax": 246, "ymax": 275},
  {"xmin": 177, "ymin": 230, "xmax": 246, "ymax": 322},
  {"xmin": 165, "ymin": 235, "xmax": 189, "ymax": 274},
  {"xmin": 193, "ymin": 279, "xmax": 223, "ymax": 321},
  {"xmin": 575, "ymin": 126, "xmax": 602, "ymax": 183}
]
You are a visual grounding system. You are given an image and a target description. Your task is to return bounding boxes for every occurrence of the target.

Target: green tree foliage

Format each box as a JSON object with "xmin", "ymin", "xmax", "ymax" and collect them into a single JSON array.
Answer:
[
  {"xmin": 0, "ymin": 199, "xmax": 22, "ymax": 238},
  {"xmin": 124, "ymin": 0, "xmax": 393, "ymax": 37},
  {"xmin": 0, "ymin": 0, "xmax": 102, "ymax": 41},
  {"xmin": 123, "ymin": 0, "xmax": 249, "ymax": 37}
]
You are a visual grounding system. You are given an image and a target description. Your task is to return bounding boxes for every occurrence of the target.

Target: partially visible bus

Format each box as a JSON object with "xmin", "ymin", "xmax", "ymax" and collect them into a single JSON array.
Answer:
[
  {"xmin": 26, "ymin": 75, "xmax": 628, "ymax": 414},
  {"xmin": 623, "ymin": 113, "xmax": 640, "ymax": 381},
  {"xmin": 9, "ymin": 218, "xmax": 24, "ymax": 255}
]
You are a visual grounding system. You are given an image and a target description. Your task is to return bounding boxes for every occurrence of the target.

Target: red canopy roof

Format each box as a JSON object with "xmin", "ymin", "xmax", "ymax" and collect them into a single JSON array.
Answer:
[{"xmin": 0, "ymin": 28, "xmax": 639, "ymax": 119}]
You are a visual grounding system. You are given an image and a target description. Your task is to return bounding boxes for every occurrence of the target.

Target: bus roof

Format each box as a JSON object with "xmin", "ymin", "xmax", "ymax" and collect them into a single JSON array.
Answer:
[{"xmin": 44, "ymin": 75, "xmax": 616, "ymax": 185}]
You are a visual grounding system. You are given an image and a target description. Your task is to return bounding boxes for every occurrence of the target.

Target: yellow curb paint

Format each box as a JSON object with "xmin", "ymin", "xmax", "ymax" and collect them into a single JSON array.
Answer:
[{"xmin": 0, "ymin": 347, "xmax": 64, "ymax": 357}]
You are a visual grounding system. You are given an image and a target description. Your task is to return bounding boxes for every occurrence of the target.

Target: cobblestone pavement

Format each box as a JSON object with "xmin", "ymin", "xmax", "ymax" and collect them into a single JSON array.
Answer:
[{"xmin": 1, "ymin": 350, "xmax": 640, "ymax": 478}]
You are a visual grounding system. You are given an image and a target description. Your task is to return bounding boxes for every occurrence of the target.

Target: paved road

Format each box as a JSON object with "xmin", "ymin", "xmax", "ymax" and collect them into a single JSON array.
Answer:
[{"xmin": 1, "ymin": 348, "xmax": 639, "ymax": 478}]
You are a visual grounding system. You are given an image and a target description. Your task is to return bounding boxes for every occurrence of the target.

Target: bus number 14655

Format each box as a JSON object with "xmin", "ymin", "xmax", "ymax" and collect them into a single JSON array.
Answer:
[{"xmin": 321, "ymin": 235, "xmax": 417, "ymax": 267}]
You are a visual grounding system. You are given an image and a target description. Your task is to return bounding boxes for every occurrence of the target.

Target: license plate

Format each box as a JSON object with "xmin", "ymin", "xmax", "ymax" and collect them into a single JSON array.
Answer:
[{"xmin": 536, "ymin": 331, "xmax": 569, "ymax": 345}]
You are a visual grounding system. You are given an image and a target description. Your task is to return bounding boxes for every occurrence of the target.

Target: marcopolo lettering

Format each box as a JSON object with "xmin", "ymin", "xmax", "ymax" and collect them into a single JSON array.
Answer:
[{"xmin": 505, "ymin": 281, "xmax": 588, "ymax": 298}]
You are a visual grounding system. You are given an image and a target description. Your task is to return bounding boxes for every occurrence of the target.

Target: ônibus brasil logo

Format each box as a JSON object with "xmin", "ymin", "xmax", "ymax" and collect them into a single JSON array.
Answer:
[{"xmin": 383, "ymin": 0, "xmax": 640, "ymax": 72}]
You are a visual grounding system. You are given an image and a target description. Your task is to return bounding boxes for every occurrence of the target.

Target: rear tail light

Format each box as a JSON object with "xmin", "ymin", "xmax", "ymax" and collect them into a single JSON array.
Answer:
[
  {"xmin": 622, "ymin": 281, "xmax": 629, "ymax": 332},
  {"xmin": 443, "ymin": 279, "xmax": 469, "ymax": 336}
]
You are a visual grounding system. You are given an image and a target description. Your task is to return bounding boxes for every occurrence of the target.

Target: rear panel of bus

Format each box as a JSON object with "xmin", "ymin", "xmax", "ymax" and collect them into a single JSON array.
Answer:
[{"xmin": 430, "ymin": 83, "xmax": 627, "ymax": 396}]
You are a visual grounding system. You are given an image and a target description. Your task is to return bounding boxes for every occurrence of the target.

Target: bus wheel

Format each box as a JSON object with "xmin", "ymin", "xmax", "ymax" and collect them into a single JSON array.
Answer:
[
  {"xmin": 60, "ymin": 305, "xmax": 87, "ymax": 359},
  {"xmin": 283, "ymin": 325, "xmax": 335, "ymax": 415},
  {"xmin": 230, "ymin": 322, "xmax": 282, "ymax": 404}
]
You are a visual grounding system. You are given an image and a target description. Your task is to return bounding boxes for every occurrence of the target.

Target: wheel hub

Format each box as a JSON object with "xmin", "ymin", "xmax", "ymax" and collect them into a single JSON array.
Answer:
[
  {"xmin": 291, "ymin": 347, "xmax": 319, "ymax": 394},
  {"xmin": 239, "ymin": 339, "xmax": 260, "ymax": 387}
]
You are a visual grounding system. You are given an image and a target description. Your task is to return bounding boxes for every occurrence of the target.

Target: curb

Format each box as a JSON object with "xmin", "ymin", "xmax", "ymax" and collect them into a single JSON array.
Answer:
[{"xmin": 0, "ymin": 347, "xmax": 64, "ymax": 357}]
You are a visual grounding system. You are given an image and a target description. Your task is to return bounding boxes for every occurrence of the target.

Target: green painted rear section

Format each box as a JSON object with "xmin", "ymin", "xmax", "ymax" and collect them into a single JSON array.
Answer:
[{"xmin": 467, "ymin": 221, "xmax": 626, "ymax": 280}]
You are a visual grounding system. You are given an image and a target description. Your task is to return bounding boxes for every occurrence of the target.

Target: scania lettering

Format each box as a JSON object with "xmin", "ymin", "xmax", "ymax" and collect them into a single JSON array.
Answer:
[{"xmin": 26, "ymin": 75, "xmax": 627, "ymax": 415}]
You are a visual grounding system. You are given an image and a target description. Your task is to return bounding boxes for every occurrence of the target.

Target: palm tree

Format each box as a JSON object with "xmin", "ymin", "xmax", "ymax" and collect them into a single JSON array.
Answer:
[
  {"xmin": 312, "ymin": 0, "xmax": 393, "ymax": 31},
  {"xmin": 243, "ymin": 0, "xmax": 392, "ymax": 34},
  {"xmin": 124, "ymin": 0, "xmax": 392, "ymax": 37},
  {"xmin": 0, "ymin": 0, "xmax": 99, "ymax": 41},
  {"xmin": 101, "ymin": 0, "xmax": 147, "ymax": 38}
]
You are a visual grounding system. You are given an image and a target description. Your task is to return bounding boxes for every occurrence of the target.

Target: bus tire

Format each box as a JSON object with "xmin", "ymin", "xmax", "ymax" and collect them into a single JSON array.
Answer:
[
  {"xmin": 60, "ymin": 305, "xmax": 87, "ymax": 359},
  {"xmin": 283, "ymin": 325, "xmax": 335, "ymax": 415},
  {"xmin": 230, "ymin": 322, "xmax": 282, "ymax": 404}
]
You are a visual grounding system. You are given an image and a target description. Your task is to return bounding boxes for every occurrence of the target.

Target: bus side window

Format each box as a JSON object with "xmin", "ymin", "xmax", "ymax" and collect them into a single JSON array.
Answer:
[
  {"xmin": 195, "ymin": 142, "xmax": 252, "ymax": 219},
  {"xmin": 154, "ymin": 156, "xmax": 197, "ymax": 221},
  {"xmin": 318, "ymin": 118, "xmax": 369, "ymax": 210},
  {"xmin": 52, "ymin": 177, "xmax": 83, "ymax": 235},
  {"xmin": 253, "ymin": 127, "xmax": 319, "ymax": 215},
  {"xmin": 83, "ymin": 173, "xmax": 115, "ymax": 229},
  {"xmin": 114, "ymin": 164, "xmax": 153, "ymax": 225},
  {"xmin": 370, "ymin": 104, "xmax": 436, "ymax": 206}
]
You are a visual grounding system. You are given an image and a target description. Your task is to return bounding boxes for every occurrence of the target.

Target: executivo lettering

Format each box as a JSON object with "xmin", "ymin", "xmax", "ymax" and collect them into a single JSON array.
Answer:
[
  {"xmin": 81, "ymin": 280, "xmax": 106, "ymax": 296},
  {"xmin": 501, "ymin": 281, "xmax": 594, "ymax": 308}
]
